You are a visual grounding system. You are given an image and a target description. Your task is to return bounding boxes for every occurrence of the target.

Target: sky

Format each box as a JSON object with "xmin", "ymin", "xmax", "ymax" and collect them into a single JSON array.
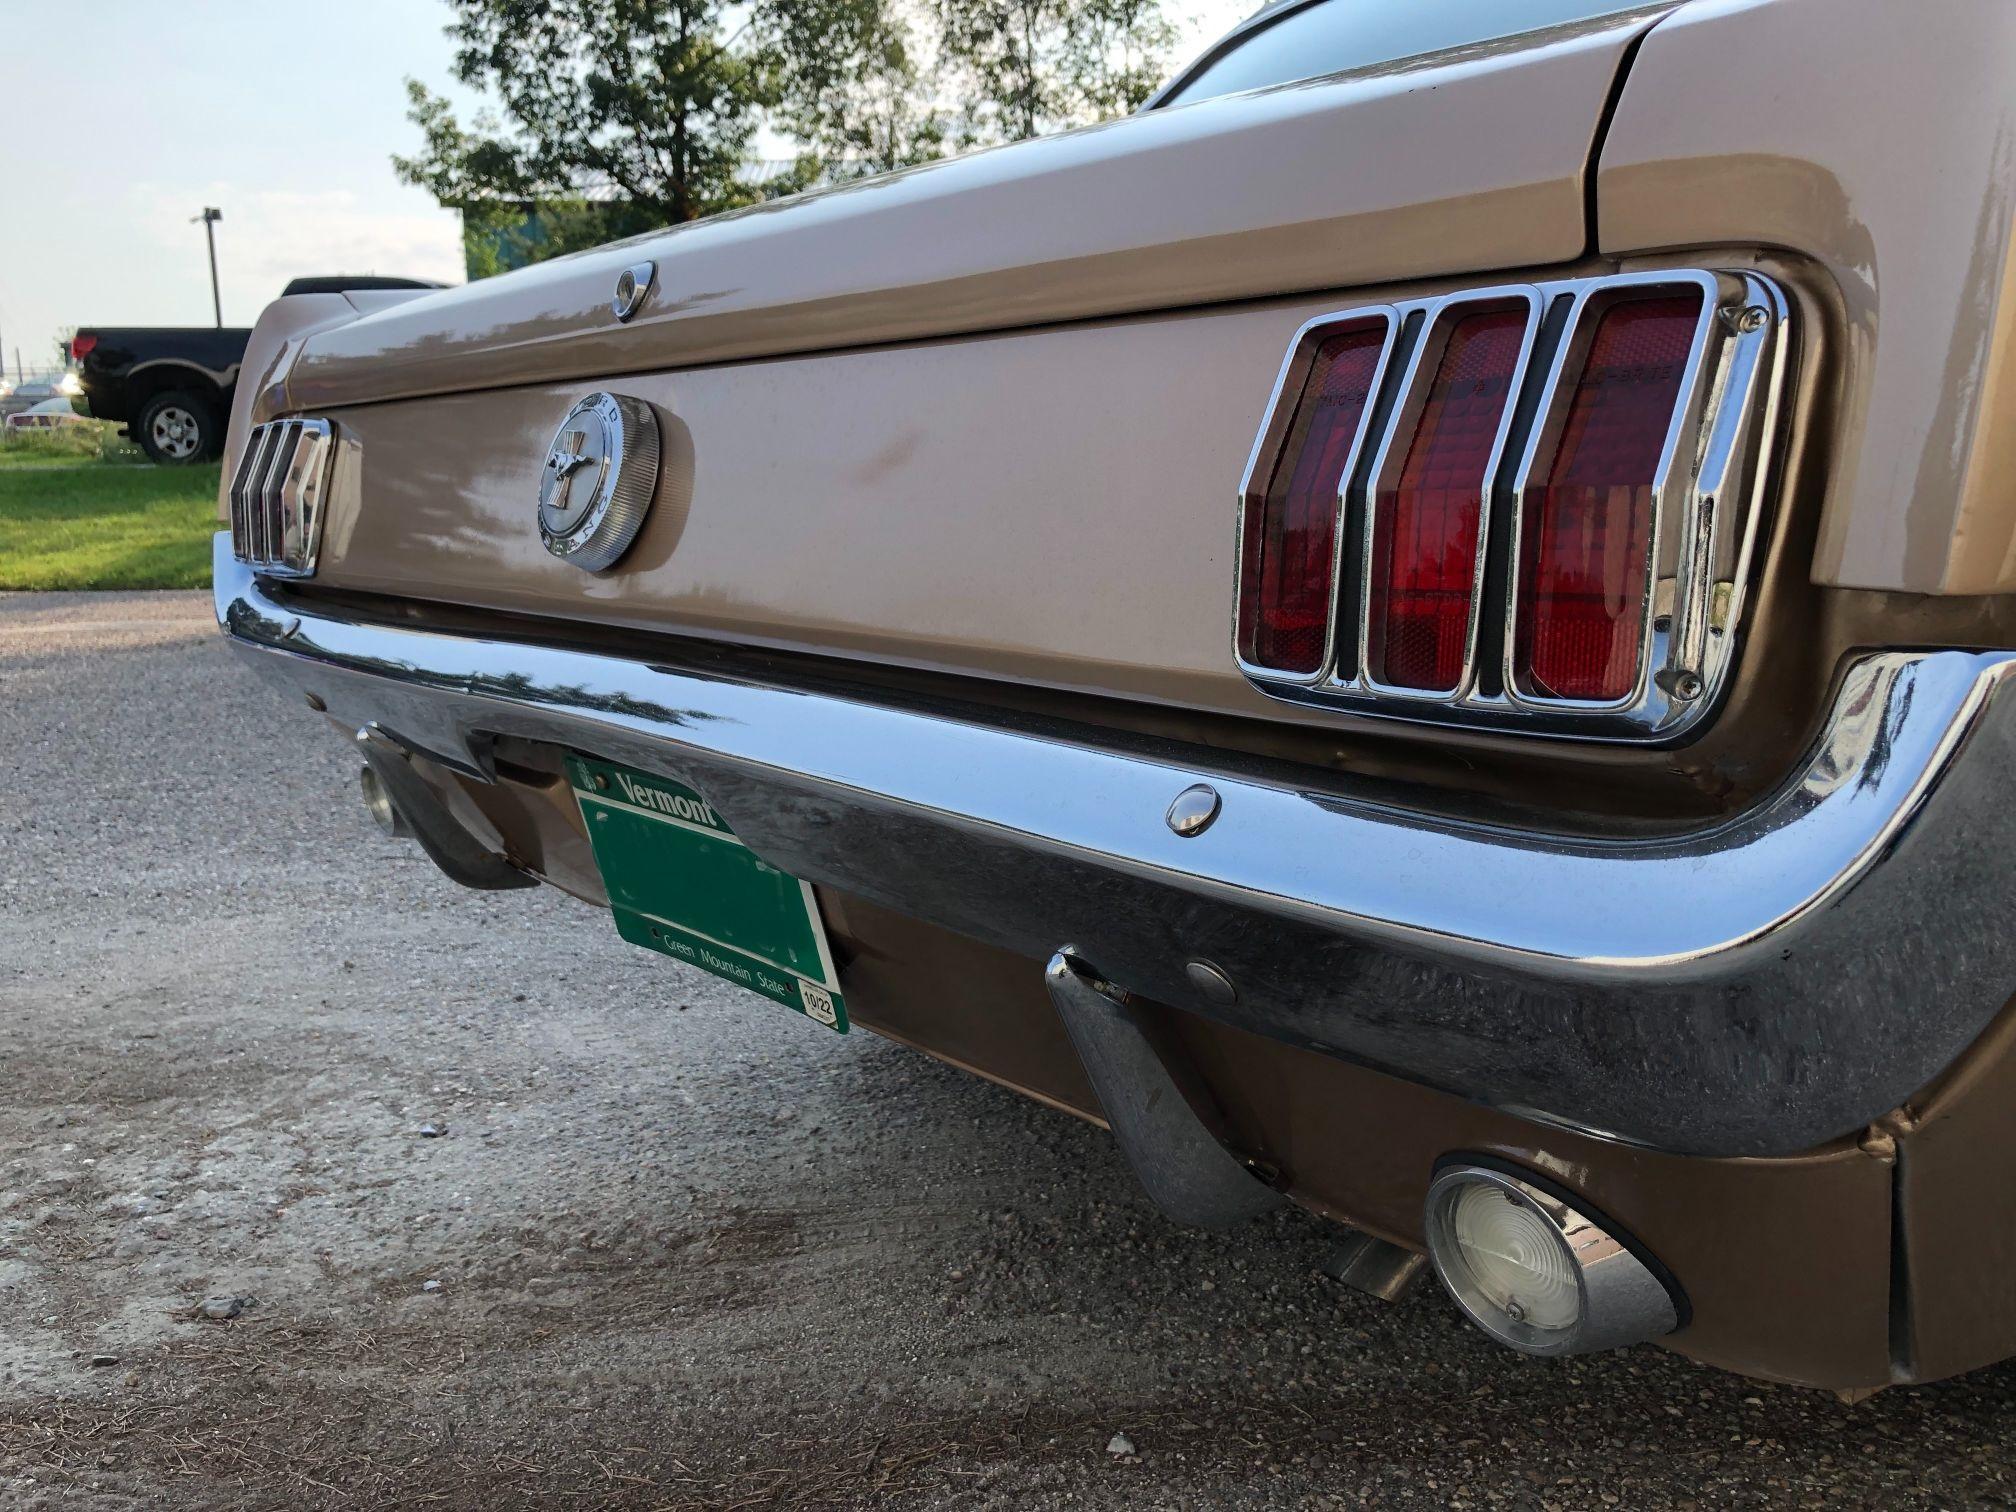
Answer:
[{"xmin": 0, "ymin": 0, "xmax": 1249, "ymax": 382}]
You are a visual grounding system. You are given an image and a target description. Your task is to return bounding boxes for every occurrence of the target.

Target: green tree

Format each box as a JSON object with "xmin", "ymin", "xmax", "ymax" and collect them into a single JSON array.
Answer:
[
  {"xmin": 397, "ymin": 0, "xmax": 1180, "ymax": 273},
  {"xmin": 761, "ymin": 0, "xmax": 951, "ymax": 178},
  {"xmin": 937, "ymin": 0, "xmax": 1177, "ymax": 142},
  {"xmin": 393, "ymin": 0, "xmax": 780, "ymax": 265}
]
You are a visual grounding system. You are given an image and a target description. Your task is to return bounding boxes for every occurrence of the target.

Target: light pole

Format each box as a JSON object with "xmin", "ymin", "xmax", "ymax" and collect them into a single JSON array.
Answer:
[{"xmin": 192, "ymin": 207, "xmax": 223, "ymax": 327}]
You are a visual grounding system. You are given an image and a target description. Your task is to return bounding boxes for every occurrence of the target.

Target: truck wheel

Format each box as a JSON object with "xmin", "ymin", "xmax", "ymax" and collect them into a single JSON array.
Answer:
[{"xmin": 135, "ymin": 390, "xmax": 218, "ymax": 464}]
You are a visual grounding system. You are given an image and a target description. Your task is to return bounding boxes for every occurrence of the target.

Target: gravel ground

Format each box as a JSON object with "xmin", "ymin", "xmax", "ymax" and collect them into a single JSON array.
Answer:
[{"xmin": 4, "ymin": 589, "xmax": 2016, "ymax": 1510}]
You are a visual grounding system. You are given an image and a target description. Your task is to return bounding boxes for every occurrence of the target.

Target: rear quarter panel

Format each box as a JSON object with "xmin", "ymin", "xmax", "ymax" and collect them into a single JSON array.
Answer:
[{"xmin": 1596, "ymin": 0, "xmax": 2016, "ymax": 593}]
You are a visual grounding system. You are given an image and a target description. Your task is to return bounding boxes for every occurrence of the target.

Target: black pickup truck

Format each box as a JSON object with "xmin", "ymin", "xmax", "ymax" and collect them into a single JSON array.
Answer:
[
  {"xmin": 73, "ymin": 276, "xmax": 440, "ymax": 463},
  {"xmin": 71, "ymin": 326, "xmax": 250, "ymax": 463}
]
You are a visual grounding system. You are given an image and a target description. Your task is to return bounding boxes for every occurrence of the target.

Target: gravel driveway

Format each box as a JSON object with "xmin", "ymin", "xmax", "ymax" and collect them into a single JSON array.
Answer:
[{"xmin": 4, "ymin": 589, "xmax": 2016, "ymax": 1510}]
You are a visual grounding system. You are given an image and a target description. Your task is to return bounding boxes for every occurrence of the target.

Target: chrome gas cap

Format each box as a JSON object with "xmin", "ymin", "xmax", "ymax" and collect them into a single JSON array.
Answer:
[{"xmin": 537, "ymin": 391, "xmax": 660, "ymax": 572}]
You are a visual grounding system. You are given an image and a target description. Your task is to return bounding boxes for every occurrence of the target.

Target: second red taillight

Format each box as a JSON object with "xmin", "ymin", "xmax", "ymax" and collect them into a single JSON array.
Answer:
[
  {"xmin": 1367, "ymin": 308, "xmax": 1528, "ymax": 692},
  {"xmin": 1513, "ymin": 294, "xmax": 1701, "ymax": 702},
  {"xmin": 70, "ymin": 333, "xmax": 98, "ymax": 362}
]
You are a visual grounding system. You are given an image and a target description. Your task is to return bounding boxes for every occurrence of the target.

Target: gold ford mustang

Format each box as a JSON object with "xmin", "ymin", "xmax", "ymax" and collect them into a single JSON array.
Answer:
[{"xmin": 214, "ymin": 0, "xmax": 2016, "ymax": 1391}]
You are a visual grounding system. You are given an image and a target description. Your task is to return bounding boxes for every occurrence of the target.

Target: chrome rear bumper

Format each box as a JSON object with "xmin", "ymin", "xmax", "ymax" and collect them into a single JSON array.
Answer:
[{"xmin": 215, "ymin": 537, "xmax": 2016, "ymax": 1157}]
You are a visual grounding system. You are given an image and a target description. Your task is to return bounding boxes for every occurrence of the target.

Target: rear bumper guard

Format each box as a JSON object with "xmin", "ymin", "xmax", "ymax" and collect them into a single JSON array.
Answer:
[{"xmin": 215, "ymin": 536, "xmax": 2016, "ymax": 1157}]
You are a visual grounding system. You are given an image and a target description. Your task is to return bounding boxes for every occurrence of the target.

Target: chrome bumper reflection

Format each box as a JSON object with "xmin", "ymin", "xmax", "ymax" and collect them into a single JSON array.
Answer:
[{"xmin": 215, "ymin": 537, "xmax": 2016, "ymax": 1157}]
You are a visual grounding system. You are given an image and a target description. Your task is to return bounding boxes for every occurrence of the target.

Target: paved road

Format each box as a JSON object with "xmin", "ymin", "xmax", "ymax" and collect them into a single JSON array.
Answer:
[{"xmin": 4, "ymin": 590, "xmax": 2016, "ymax": 1510}]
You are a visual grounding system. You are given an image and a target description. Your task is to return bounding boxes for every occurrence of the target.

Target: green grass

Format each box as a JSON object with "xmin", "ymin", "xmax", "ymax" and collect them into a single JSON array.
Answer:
[
  {"xmin": 0, "ymin": 453, "xmax": 221, "ymax": 591},
  {"xmin": 1, "ymin": 417, "xmax": 146, "ymax": 465}
]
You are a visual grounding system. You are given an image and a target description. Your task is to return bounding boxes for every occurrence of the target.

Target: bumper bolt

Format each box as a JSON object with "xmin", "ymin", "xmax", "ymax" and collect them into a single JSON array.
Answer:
[
  {"xmin": 1166, "ymin": 783, "xmax": 1221, "ymax": 837},
  {"xmin": 1184, "ymin": 959, "xmax": 1238, "ymax": 1006}
]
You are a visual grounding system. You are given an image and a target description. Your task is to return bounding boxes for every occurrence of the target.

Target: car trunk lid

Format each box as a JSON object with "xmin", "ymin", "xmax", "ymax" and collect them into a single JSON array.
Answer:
[
  {"xmin": 289, "ymin": 11, "xmax": 1660, "ymax": 412},
  {"xmin": 293, "ymin": 11, "xmax": 1669, "ymax": 728}
]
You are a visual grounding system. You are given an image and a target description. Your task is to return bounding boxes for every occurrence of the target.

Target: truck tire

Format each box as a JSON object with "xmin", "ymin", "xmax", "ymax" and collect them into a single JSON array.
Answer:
[{"xmin": 135, "ymin": 389, "xmax": 219, "ymax": 465}]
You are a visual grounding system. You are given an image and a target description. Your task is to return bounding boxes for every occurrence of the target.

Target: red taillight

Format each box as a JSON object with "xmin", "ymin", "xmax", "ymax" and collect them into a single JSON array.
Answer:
[
  {"xmin": 1367, "ymin": 307, "xmax": 1527, "ymax": 691},
  {"xmin": 1237, "ymin": 322, "xmax": 1387, "ymax": 674},
  {"xmin": 1514, "ymin": 294, "xmax": 1701, "ymax": 702},
  {"xmin": 70, "ymin": 333, "xmax": 98, "ymax": 361}
]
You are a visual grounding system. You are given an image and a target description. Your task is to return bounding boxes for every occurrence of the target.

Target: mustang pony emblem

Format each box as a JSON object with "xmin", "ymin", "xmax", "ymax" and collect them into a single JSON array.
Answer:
[
  {"xmin": 543, "ymin": 430, "xmax": 595, "ymax": 512},
  {"xmin": 536, "ymin": 392, "xmax": 662, "ymax": 573}
]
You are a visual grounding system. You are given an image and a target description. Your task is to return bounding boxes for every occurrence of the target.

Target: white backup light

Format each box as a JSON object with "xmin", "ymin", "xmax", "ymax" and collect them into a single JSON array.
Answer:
[{"xmin": 1424, "ymin": 1164, "xmax": 1681, "ymax": 1356}]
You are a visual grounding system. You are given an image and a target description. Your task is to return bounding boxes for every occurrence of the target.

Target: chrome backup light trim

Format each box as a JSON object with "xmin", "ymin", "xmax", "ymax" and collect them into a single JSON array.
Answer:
[
  {"xmin": 215, "ymin": 536, "xmax": 2016, "ymax": 1158},
  {"xmin": 1425, "ymin": 1163, "xmax": 1682, "ymax": 1356},
  {"xmin": 1233, "ymin": 267, "xmax": 1791, "ymax": 742},
  {"xmin": 1232, "ymin": 307, "xmax": 1398, "ymax": 686},
  {"xmin": 229, "ymin": 417, "xmax": 334, "ymax": 578}
]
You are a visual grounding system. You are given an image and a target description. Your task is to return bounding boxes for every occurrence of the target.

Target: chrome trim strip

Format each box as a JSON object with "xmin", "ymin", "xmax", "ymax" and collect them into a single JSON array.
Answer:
[
  {"xmin": 226, "ymin": 425, "xmax": 259, "ymax": 558},
  {"xmin": 1498, "ymin": 272, "xmax": 1709, "ymax": 715},
  {"xmin": 124, "ymin": 355, "xmax": 242, "ymax": 388},
  {"xmin": 233, "ymin": 422, "xmax": 278, "ymax": 564},
  {"xmin": 1500, "ymin": 270, "xmax": 1784, "ymax": 731},
  {"xmin": 230, "ymin": 417, "xmax": 333, "ymax": 577},
  {"xmin": 215, "ymin": 536, "xmax": 2016, "ymax": 1157},
  {"xmin": 262, "ymin": 420, "xmax": 297, "ymax": 570}
]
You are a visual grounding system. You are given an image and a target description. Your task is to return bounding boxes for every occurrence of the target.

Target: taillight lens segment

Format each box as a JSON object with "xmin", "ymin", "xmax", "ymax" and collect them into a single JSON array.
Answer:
[
  {"xmin": 1237, "ymin": 322, "xmax": 1387, "ymax": 674},
  {"xmin": 1367, "ymin": 308, "xmax": 1528, "ymax": 691},
  {"xmin": 1514, "ymin": 294, "xmax": 1701, "ymax": 701}
]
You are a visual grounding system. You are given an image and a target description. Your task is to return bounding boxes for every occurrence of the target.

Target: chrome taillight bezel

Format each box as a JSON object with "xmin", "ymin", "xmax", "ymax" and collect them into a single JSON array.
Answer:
[
  {"xmin": 229, "ymin": 417, "xmax": 334, "ymax": 578},
  {"xmin": 1232, "ymin": 268, "xmax": 1791, "ymax": 743}
]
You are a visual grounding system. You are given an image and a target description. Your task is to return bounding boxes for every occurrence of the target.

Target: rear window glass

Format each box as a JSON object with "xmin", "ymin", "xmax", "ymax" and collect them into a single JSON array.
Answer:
[{"xmin": 1160, "ymin": 0, "xmax": 1672, "ymax": 107}]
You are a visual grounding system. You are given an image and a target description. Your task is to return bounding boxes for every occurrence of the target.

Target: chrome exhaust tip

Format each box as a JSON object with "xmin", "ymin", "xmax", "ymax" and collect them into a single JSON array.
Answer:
[
  {"xmin": 1423, "ymin": 1160, "xmax": 1685, "ymax": 1356},
  {"xmin": 359, "ymin": 762, "xmax": 411, "ymax": 839}
]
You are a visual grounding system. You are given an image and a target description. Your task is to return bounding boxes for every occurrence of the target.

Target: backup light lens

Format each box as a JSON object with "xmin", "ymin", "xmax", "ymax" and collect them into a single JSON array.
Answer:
[
  {"xmin": 1514, "ymin": 294, "xmax": 1701, "ymax": 701},
  {"xmin": 1424, "ymin": 1164, "xmax": 1683, "ymax": 1358},
  {"xmin": 1237, "ymin": 322, "xmax": 1387, "ymax": 674},
  {"xmin": 1442, "ymin": 1180, "xmax": 1581, "ymax": 1332},
  {"xmin": 1368, "ymin": 308, "xmax": 1527, "ymax": 691}
]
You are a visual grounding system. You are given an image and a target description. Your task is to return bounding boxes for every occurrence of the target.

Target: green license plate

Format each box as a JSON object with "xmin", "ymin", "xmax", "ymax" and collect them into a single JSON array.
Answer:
[{"xmin": 567, "ymin": 754, "xmax": 848, "ymax": 1032}]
